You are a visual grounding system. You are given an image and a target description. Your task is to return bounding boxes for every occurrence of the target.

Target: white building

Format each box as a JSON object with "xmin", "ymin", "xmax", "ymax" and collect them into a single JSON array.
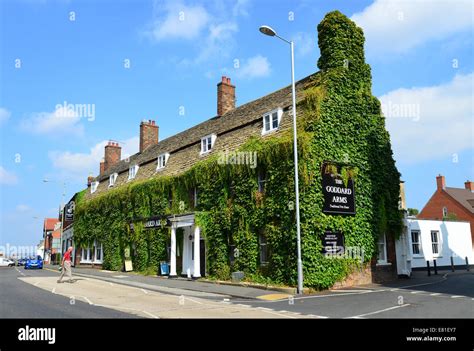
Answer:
[{"xmin": 396, "ymin": 217, "xmax": 473, "ymax": 274}]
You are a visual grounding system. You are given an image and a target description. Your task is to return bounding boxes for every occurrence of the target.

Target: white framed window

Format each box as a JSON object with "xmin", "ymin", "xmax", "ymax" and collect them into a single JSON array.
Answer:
[
  {"xmin": 411, "ymin": 230, "xmax": 422, "ymax": 256},
  {"xmin": 200, "ymin": 134, "xmax": 217, "ymax": 155},
  {"xmin": 377, "ymin": 233, "xmax": 388, "ymax": 264},
  {"xmin": 262, "ymin": 108, "xmax": 283, "ymax": 135},
  {"xmin": 128, "ymin": 165, "xmax": 139, "ymax": 180},
  {"xmin": 81, "ymin": 242, "xmax": 103, "ymax": 264},
  {"xmin": 442, "ymin": 207, "xmax": 448, "ymax": 217},
  {"xmin": 156, "ymin": 153, "xmax": 170, "ymax": 170},
  {"xmin": 91, "ymin": 181, "xmax": 99, "ymax": 194},
  {"xmin": 431, "ymin": 230, "xmax": 441, "ymax": 256},
  {"xmin": 109, "ymin": 173, "xmax": 118, "ymax": 187}
]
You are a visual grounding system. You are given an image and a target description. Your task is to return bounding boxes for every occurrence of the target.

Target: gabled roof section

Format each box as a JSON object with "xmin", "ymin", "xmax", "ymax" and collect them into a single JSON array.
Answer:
[
  {"xmin": 95, "ymin": 73, "xmax": 319, "ymax": 182},
  {"xmin": 445, "ymin": 187, "xmax": 474, "ymax": 214}
]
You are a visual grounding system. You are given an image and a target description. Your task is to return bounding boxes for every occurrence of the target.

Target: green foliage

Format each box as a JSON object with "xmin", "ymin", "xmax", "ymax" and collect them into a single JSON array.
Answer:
[
  {"xmin": 407, "ymin": 208, "xmax": 419, "ymax": 216},
  {"xmin": 74, "ymin": 11, "xmax": 402, "ymax": 288}
]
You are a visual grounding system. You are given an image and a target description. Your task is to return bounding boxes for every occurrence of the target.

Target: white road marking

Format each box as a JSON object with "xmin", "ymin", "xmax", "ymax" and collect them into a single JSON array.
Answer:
[
  {"xmin": 51, "ymin": 288, "xmax": 56, "ymax": 294},
  {"xmin": 142, "ymin": 310, "xmax": 159, "ymax": 319},
  {"xmin": 140, "ymin": 289, "xmax": 149, "ymax": 294},
  {"xmin": 348, "ymin": 304, "xmax": 410, "ymax": 318},
  {"xmin": 450, "ymin": 295, "xmax": 464, "ymax": 299},
  {"xmin": 83, "ymin": 297, "xmax": 93, "ymax": 305},
  {"xmin": 34, "ymin": 281, "xmax": 40, "ymax": 286},
  {"xmin": 330, "ymin": 289, "xmax": 373, "ymax": 293},
  {"xmin": 430, "ymin": 293, "xmax": 441, "ymax": 296},
  {"xmin": 410, "ymin": 291, "xmax": 422, "ymax": 294}
]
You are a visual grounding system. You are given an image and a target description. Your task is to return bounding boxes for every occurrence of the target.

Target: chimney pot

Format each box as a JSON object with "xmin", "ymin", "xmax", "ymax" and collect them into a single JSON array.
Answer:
[
  {"xmin": 217, "ymin": 76, "xmax": 236, "ymax": 116},
  {"xmin": 465, "ymin": 180, "xmax": 474, "ymax": 192},
  {"xmin": 104, "ymin": 142, "xmax": 121, "ymax": 172},
  {"xmin": 140, "ymin": 119, "xmax": 159, "ymax": 153},
  {"xmin": 436, "ymin": 174, "xmax": 446, "ymax": 191}
]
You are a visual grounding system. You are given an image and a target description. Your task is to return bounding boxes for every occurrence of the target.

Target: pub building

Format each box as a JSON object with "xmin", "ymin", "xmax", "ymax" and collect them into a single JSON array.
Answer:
[{"xmin": 78, "ymin": 12, "xmax": 401, "ymax": 287}]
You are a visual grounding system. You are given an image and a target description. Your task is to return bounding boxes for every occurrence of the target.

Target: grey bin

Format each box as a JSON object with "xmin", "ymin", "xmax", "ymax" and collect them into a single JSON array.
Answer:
[{"xmin": 231, "ymin": 271, "xmax": 244, "ymax": 283}]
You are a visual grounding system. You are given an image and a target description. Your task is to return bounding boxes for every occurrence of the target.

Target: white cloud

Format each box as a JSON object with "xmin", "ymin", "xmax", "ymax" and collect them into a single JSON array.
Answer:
[
  {"xmin": 145, "ymin": 1, "xmax": 210, "ymax": 41},
  {"xmin": 20, "ymin": 106, "xmax": 84, "ymax": 136},
  {"xmin": 351, "ymin": 0, "xmax": 473, "ymax": 55},
  {"xmin": 0, "ymin": 108, "xmax": 11, "ymax": 126},
  {"xmin": 15, "ymin": 204, "xmax": 31, "ymax": 212},
  {"xmin": 144, "ymin": 1, "xmax": 247, "ymax": 67},
  {"xmin": 381, "ymin": 73, "xmax": 474, "ymax": 164},
  {"xmin": 0, "ymin": 166, "xmax": 18, "ymax": 185},
  {"xmin": 235, "ymin": 55, "xmax": 271, "ymax": 79},
  {"xmin": 49, "ymin": 137, "xmax": 139, "ymax": 181},
  {"xmin": 292, "ymin": 32, "xmax": 315, "ymax": 57}
]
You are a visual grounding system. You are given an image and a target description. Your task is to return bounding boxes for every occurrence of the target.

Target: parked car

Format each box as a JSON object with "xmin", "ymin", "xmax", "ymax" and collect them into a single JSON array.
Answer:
[
  {"xmin": 17, "ymin": 258, "xmax": 27, "ymax": 266},
  {"xmin": 24, "ymin": 256, "xmax": 43, "ymax": 270},
  {"xmin": 0, "ymin": 258, "xmax": 15, "ymax": 267}
]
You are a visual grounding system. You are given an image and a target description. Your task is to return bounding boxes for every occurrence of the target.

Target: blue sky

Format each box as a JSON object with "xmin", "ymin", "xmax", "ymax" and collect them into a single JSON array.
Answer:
[{"xmin": 1, "ymin": 0, "xmax": 473, "ymax": 249}]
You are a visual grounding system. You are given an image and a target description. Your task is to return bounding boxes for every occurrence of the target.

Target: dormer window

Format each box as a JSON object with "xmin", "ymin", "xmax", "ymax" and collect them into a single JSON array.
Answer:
[
  {"xmin": 201, "ymin": 134, "xmax": 217, "ymax": 155},
  {"xmin": 262, "ymin": 108, "xmax": 283, "ymax": 134},
  {"xmin": 109, "ymin": 173, "xmax": 118, "ymax": 187},
  {"xmin": 91, "ymin": 181, "xmax": 99, "ymax": 194},
  {"xmin": 128, "ymin": 165, "xmax": 139, "ymax": 180},
  {"xmin": 157, "ymin": 153, "xmax": 170, "ymax": 171}
]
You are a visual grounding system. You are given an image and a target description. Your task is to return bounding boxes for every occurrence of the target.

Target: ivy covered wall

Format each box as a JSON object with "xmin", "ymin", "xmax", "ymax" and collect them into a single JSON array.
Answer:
[{"xmin": 74, "ymin": 11, "xmax": 402, "ymax": 289}]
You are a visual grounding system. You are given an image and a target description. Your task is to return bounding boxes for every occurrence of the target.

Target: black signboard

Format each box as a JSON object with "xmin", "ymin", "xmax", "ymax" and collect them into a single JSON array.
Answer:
[
  {"xmin": 321, "ymin": 230, "xmax": 344, "ymax": 255},
  {"xmin": 64, "ymin": 200, "xmax": 75, "ymax": 221},
  {"xmin": 322, "ymin": 162, "xmax": 356, "ymax": 215}
]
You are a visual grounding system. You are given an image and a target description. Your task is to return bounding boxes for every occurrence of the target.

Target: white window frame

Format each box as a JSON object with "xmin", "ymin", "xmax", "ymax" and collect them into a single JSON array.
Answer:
[
  {"xmin": 410, "ymin": 230, "xmax": 423, "ymax": 257},
  {"xmin": 376, "ymin": 233, "xmax": 389, "ymax": 265},
  {"xmin": 156, "ymin": 153, "xmax": 170, "ymax": 171},
  {"xmin": 109, "ymin": 173, "xmax": 118, "ymax": 187},
  {"xmin": 200, "ymin": 134, "xmax": 217, "ymax": 155},
  {"xmin": 128, "ymin": 164, "xmax": 139, "ymax": 180},
  {"xmin": 431, "ymin": 230, "xmax": 441, "ymax": 257},
  {"xmin": 91, "ymin": 181, "xmax": 99, "ymax": 194},
  {"xmin": 262, "ymin": 108, "xmax": 283, "ymax": 135},
  {"xmin": 442, "ymin": 207, "xmax": 448, "ymax": 217},
  {"xmin": 81, "ymin": 242, "xmax": 103, "ymax": 264}
]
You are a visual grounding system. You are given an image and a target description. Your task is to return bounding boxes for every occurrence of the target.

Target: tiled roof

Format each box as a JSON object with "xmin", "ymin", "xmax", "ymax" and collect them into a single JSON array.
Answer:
[
  {"xmin": 88, "ymin": 72, "xmax": 318, "ymax": 197},
  {"xmin": 43, "ymin": 218, "xmax": 59, "ymax": 231},
  {"xmin": 445, "ymin": 187, "xmax": 474, "ymax": 214}
]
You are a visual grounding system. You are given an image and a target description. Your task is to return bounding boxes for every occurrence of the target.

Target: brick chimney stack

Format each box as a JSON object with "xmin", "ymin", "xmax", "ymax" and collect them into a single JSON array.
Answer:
[
  {"xmin": 436, "ymin": 174, "xmax": 446, "ymax": 191},
  {"xmin": 465, "ymin": 180, "xmax": 474, "ymax": 192},
  {"xmin": 99, "ymin": 158, "xmax": 105, "ymax": 175},
  {"xmin": 217, "ymin": 76, "xmax": 235, "ymax": 116},
  {"xmin": 104, "ymin": 141, "xmax": 121, "ymax": 172},
  {"xmin": 139, "ymin": 120, "xmax": 159, "ymax": 153}
]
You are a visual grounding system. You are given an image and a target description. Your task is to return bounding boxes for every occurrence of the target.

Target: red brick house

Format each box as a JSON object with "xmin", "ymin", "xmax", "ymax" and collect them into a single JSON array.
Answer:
[
  {"xmin": 43, "ymin": 218, "xmax": 61, "ymax": 264},
  {"xmin": 418, "ymin": 175, "xmax": 474, "ymax": 247}
]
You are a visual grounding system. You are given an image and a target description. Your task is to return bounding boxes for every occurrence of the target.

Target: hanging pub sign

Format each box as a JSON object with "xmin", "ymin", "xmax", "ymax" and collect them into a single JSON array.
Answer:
[
  {"xmin": 321, "ymin": 230, "xmax": 345, "ymax": 255},
  {"xmin": 64, "ymin": 200, "xmax": 75, "ymax": 221},
  {"xmin": 321, "ymin": 162, "xmax": 356, "ymax": 215}
]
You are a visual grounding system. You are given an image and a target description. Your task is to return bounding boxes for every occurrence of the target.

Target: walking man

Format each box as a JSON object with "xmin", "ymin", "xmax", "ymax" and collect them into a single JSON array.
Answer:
[{"xmin": 57, "ymin": 246, "xmax": 74, "ymax": 283}]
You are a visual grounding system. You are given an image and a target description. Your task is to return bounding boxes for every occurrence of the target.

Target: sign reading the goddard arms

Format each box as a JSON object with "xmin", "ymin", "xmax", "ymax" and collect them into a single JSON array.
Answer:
[{"xmin": 321, "ymin": 162, "xmax": 356, "ymax": 215}]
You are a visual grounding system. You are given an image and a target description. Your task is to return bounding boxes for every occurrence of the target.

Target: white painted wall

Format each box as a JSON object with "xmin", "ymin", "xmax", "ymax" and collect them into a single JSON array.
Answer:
[{"xmin": 406, "ymin": 219, "xmax": 473, "ymax": 268}]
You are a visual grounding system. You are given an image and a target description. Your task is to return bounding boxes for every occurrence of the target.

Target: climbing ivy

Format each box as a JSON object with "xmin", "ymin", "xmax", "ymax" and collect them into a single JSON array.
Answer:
[{"xmin": 74, "ymin": 11, "xmax": 402, "ymax": 289}]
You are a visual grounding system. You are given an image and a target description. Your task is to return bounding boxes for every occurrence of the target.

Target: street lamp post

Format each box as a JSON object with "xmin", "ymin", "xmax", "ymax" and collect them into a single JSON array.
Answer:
[
  {"xmin": 43, "ymin": 179, "xmax": 67, "ymax": 264},
  {"xmin": 259, "ymin": 25, "xmax": 303, "ymax": 294}
]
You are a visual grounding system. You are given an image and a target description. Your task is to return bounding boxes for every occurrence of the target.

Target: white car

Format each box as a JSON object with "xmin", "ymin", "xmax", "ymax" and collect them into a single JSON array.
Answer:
[{"xmin": 0, "ymin": 258, "xmax": 15, "ymax": 267}]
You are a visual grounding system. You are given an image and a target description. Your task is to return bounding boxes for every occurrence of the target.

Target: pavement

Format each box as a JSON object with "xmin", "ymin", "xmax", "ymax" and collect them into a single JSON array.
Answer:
[
  {"xmin": 2, "ymin": 265, "xmax": 473, "ymax": 318},
  {"xmin": 45, "ymin": 264, "xmax": 287, "ymax": 300},
  {"xmin": 0, "ymin": 267, "xmax": 136, "ymax": 318}
]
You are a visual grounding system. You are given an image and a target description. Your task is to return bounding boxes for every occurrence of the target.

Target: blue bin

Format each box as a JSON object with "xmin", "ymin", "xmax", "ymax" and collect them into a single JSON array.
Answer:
[{"xmin": 160, "ymin": 262, "xmax": 170, "ymax": 275}]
